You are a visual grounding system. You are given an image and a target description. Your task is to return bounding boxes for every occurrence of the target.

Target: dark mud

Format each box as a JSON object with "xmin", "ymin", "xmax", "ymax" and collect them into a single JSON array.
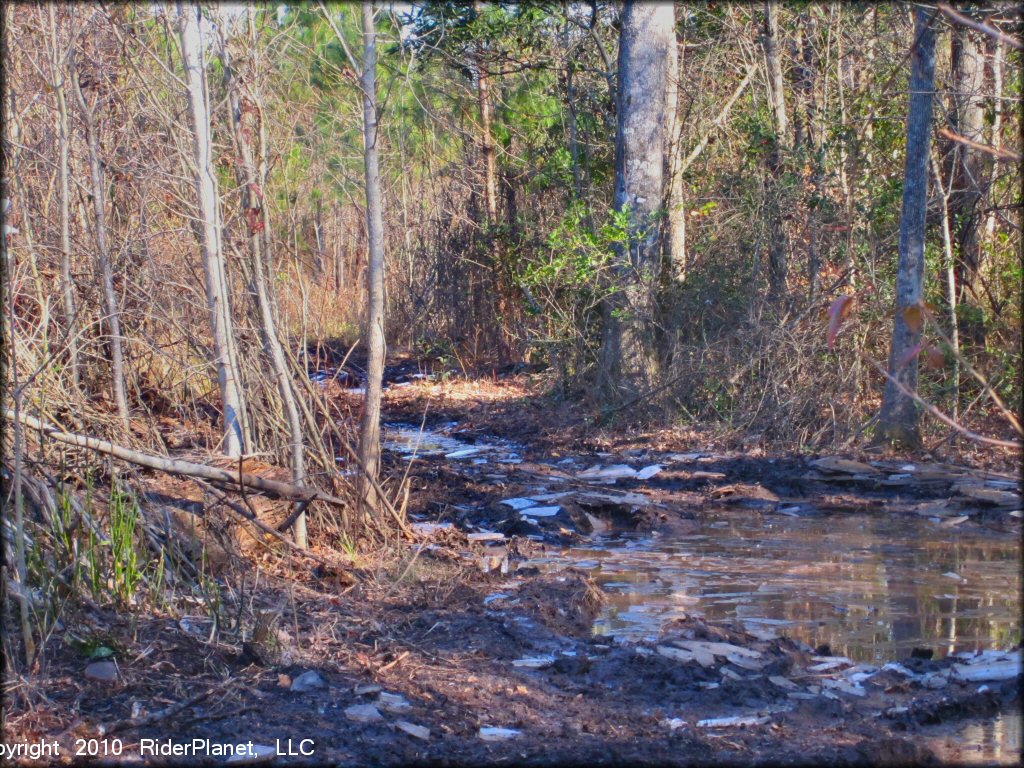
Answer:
[{"xmin": 7, "ymin": 373, "xmax": 1020, "ymax": 766}]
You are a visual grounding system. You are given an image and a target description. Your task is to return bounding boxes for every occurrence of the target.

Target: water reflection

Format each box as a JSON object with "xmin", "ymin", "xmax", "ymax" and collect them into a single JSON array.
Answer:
[
  {"xmin": 926, "ymin": 706, "xmax": 1022, "ymax": 765},
  {"xmin": 542, "ymin": 510, "xmax": 1020, "ymax": 663}
]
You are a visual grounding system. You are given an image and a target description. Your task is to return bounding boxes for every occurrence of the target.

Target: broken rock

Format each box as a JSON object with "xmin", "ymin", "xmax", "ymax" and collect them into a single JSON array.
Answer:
[{"xmin": 345, "ymin": 704, "xmax": 384, "ymax": 723}]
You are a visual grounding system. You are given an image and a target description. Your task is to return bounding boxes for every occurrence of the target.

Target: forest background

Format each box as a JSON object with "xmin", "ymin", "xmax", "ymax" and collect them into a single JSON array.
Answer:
[{"xmin": 0, "ymin": 2, "xmax": 1020, "ymax": 671}]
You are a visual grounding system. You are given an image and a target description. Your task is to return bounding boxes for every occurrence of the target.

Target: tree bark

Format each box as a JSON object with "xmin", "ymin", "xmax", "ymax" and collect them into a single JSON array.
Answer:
[
  {"xmin": 178, "ymin": 2, "xmax": 247, "ymax": 457},
  {"xmin": 218, "ymin": 17, "xmax": 308, "ymax": 548},
  {"xmin": 876, "ymin": 8, "xmax": 937, "ymax": 448},
  {"xmin": 663, "ymin": 28, "xmax": 687, "ymax": 280},
  {"xmin": 597, "ymin": 1, "xmax": 674, "ymax": 403},
  {"xmin": 357, "ymin": 2, "xmax": 387, "ymax": 515},
  {"xmin": 71, "ymin": 51, "xmax": 130, "ymax": 428},
  {"xmin": 946, "ymin": 25, "xmax": 989, "ymax": 344},
  {"xmin": 48, "ymin": 6, "xmax": 80, "ymax": 392},
  {"xmin": 474, "ymin": 2, "xmax": 498, "ymax": 228},
  {"xmin": 761, "ymin": 2, "xmax": 789, "ymax": 300}
]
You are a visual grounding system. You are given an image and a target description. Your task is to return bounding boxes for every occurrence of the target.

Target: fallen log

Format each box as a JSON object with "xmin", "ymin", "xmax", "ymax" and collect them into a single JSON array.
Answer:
[{"xmin": 4, "ymin": 408, "xmax": 348, "ymax": 508}]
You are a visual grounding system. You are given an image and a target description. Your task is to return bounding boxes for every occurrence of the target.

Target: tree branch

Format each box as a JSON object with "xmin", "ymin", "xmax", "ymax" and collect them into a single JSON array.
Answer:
[{"xmin": 5, "ymin": 408, "xmax": 349, "ymax": 507}]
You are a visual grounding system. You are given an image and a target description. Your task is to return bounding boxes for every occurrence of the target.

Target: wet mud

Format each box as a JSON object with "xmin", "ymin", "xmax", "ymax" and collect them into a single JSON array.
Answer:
[{"xmin": 10, "ymin": 373, "xmax": 1021, "ymax": 766}]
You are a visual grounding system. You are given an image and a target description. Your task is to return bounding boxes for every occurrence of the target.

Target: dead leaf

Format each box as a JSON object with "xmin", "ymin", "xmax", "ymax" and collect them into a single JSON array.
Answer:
[
  {"xmin": 925, "ymin": 346, "xmax": 946, "ymax": 370},
  {"xmin": 826, "ymin": 295, "xmax": 854, "ymax": 349},
  {"xmin": 810, "ymin": 457, "xmax": 879, "ymax": 475},
  {"xmin": 896, "ymin": 342, "xmax": 923, "ymax": 370},
  {"xmin": 902, "ymin": 303, "xmax": 925, "ymax": 333}
]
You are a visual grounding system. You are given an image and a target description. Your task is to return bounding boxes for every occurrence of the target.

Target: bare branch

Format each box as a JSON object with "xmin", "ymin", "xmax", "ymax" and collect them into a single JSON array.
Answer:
[{"xmin": 936, "ymin": 4, "xmax": 1023, "ymax": 51}]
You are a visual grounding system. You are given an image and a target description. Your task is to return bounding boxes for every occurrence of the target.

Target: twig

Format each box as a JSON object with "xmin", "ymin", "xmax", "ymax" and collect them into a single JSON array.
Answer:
[
  {"xmin": 938, "ymin": 126, "xmax": 1022, "ymax": 163},
  {"xmin": 936, "ymin": 4, "xmax": 1023, "ymax": 51},
  {"xmin": 194, "ymin": 480, "xmax": 334, "ymax": 568},
  {"xmin": 863, "ymin": 356, "xmax": 1021, "ymax": 450},
  {"xmin": 97, "ymin": 681, "xmax": 228, "ymax": 735}
]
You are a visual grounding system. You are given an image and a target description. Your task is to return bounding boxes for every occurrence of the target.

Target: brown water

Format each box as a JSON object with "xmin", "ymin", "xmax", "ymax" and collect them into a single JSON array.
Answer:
[
  {"xmin": 384, "ymin": 422, "xmax": 1019, "ymax": 663},
  {"xmin": 927, "ymin": 706, "xmax": 1022, "ymax": 765},
  {"xmin": 532, "ymin": 510, "xmax": 1020, "ymax": 664},
  {"xmin": 386, "ymin": 423, "xmax": 1021, "ymax": 759}
]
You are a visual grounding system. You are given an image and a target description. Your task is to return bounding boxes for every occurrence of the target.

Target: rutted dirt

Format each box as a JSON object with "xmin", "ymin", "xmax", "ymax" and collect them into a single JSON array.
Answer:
[{"xmin": 6, "ymin": 372, "xmax": 1020, "ymax": 766}]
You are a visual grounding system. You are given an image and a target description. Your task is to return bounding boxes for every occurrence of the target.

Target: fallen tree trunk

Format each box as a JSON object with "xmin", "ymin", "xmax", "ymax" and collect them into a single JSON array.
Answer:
[{"xmin": 4, "ymin": 408, "xmax": 348, "ymax": 508}]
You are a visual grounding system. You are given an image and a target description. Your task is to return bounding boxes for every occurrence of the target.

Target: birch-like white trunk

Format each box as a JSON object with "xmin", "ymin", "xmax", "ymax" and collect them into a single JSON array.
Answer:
[{"xmin": 178, "ymin": 2, "xmax": 246, "ymax": 457}]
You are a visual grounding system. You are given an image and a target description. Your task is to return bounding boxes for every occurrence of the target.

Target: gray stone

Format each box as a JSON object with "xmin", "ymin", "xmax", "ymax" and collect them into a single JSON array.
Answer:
[
  {"xmin": 290, "ymin": 670, "xmax": 327, "ymax": 692},
  {"xmin": 84, "ymin": 661, "xmax": 118, "ymax": 683}
]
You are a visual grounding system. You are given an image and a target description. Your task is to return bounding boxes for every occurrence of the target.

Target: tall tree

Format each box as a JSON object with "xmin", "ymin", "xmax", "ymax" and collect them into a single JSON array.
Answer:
[
  {"xmin": 760, "ymin": 1, "xmax": 789, "ymax": 300},
  {"xmin": 71, "ymin": 43, "xmax": 130, "ymax": 428},
  {"xmin": 875, "ymin": 7, "xmax": 937, "ymax": 448},
  {"xmin": 357, "ymin": 4, "xmax": 387, "ymax": 514},
  {"xmin": 945, "ymin": 25, "xmax": 989, "ymax": 343},
  {"xmin": 473, "ymin": 1, "xmax": 498, "ymax": 227},
  {"xmin": 217, "ymin": 11, "xmax": 308, "ymax": 547},
  {"xmin": 597, "ymin": 1, "xmax": 675, "ymax": 402},
  {"xmin": 178, "ymin": 2, "xmax": 248, "ymax": 457},
  {"xmin": 47, "ymin": 6, "xmax": 80, "ymax": 392}
]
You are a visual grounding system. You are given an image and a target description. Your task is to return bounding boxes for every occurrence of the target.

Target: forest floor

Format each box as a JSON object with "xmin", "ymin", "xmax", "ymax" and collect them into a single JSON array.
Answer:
[{"xmin": 5, "ymin": 367, "xmax": 1021, "ymax": 766}]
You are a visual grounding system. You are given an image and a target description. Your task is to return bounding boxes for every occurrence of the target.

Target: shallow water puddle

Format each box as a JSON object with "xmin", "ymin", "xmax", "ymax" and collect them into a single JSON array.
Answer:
[
  {"xmin": 382, "ymin": 424, "xmax": 1021, "ymax": 665},
  {"xmin": 542, "ymin": 512, "xmax": 1020, "ymax": 663},
  {"xmin": 926, "ymin": 705, "xmax": 1021, "ymax": 765}
]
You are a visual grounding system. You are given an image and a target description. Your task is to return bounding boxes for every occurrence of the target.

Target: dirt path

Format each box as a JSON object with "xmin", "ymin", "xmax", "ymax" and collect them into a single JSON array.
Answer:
[{"xmin": 8, "ymin": 374, "xmax": 1020, "ymax": 766}]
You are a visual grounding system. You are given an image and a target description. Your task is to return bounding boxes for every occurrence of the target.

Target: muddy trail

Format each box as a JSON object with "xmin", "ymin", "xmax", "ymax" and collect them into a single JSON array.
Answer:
[{"xmin": 11, "ymin": 372, "xmax": 1021, "ymax": 766}]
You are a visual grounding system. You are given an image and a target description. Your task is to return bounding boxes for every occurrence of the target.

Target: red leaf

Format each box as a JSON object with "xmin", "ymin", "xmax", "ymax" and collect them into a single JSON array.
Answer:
[
  {"xmin": 896, "ymin": 342, "xmax": 923, "ymax": 370},
  {"xmin": 245, "ymin": 207, "xmax": 264, "ymax": 234},
  {"xmin": 826, "ymin": 295, "xmax": 854, "ymax": 349},
  {"xmin": 249, "ymin": 182, "xmax": 264, "ymax": 202}
]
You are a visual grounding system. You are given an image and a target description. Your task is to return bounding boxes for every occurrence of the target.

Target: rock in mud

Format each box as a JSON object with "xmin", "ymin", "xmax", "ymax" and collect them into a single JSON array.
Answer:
[
  {"xmin": 478, "ymin": 726, "xmax": 520, "ymax": 741},
  {"xmin": 377, "ymin": 692, "xmax": 411, "ymax": 712},
  {"xmin": 84, "ymin": 661, "xmax": 118, "ymax": 683},
  {"xmin": 290, "ymin": 670, "xmax": 327, "ymax": 692},
  {"xmin": 345, "ymin": 704, "xmax": 384, "ymax": 723},
  {"xmin": 395, "ymin": 721, "xmax": 430, "ymax": 740}
]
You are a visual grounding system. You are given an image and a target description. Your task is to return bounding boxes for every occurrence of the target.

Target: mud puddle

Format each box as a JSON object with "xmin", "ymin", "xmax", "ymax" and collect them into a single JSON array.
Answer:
[
  {"xmin": 926, "ymin": 704, "xmax": 1021, "ymax": 765},
  {"xmin": 534, "ymin": 514, "xmax": 1020, "ymax": 663},
  {"xmin": 384, "ymin": 423, "xmax": 1021, "ymax": 665}
]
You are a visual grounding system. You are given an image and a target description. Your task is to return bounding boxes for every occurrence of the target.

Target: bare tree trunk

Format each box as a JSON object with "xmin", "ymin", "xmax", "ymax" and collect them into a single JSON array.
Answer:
[
  {"xmin": 930, "ymin": 151, "xmax": 961, "ymax": 419},
  {"xmin": 597, "ymin": 1, "xmax": 674, "ymax": 402},
  {"xmin": 357, "ymin": 2, "xmax": 387, "ymax": 515},
  {"xmin": 876, "ymin": 8, "xmax": 936, "ymax": 448},
  {"xmin": 48, "ymin": 6, "xmax": 80, "ymax": 392},
  {"xmin": 663, "ymin": 29, "xmax": 687, "ymax": 280},
  {"xmin": 798, "ymin": 11, "xmax": 824, "ymax": 303},
  {"xmin": 1, "ymin": 4, "xmax": 35, "ymax": 663},
  {"xmin": 761, "ymin": 1, "xmax": 789, "ymax": 300},
  {"xmin": 563, "ymin": 24, "xmax": 584, "ymax": 202},
  {"xmin": 984, "ymin": 35, "xmax": 1003, "ymax": 247},
  {"xmin": 218, "ymin": 16, "xmax": 308, "ymax": 548},
  {"xmin": 177, "ymin": 2, "xmax": 246, "ymax": 457},
  {"xmin": 946, "ymin": 25, "xmax": 989, "ymax": 345},
  {"xmin": 474, "ymin": 2, "xmax": 498, "ymax": 228},
  {"xmin": 71, "ymin": 51, "xmax": 130, "ymax": 428}
]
